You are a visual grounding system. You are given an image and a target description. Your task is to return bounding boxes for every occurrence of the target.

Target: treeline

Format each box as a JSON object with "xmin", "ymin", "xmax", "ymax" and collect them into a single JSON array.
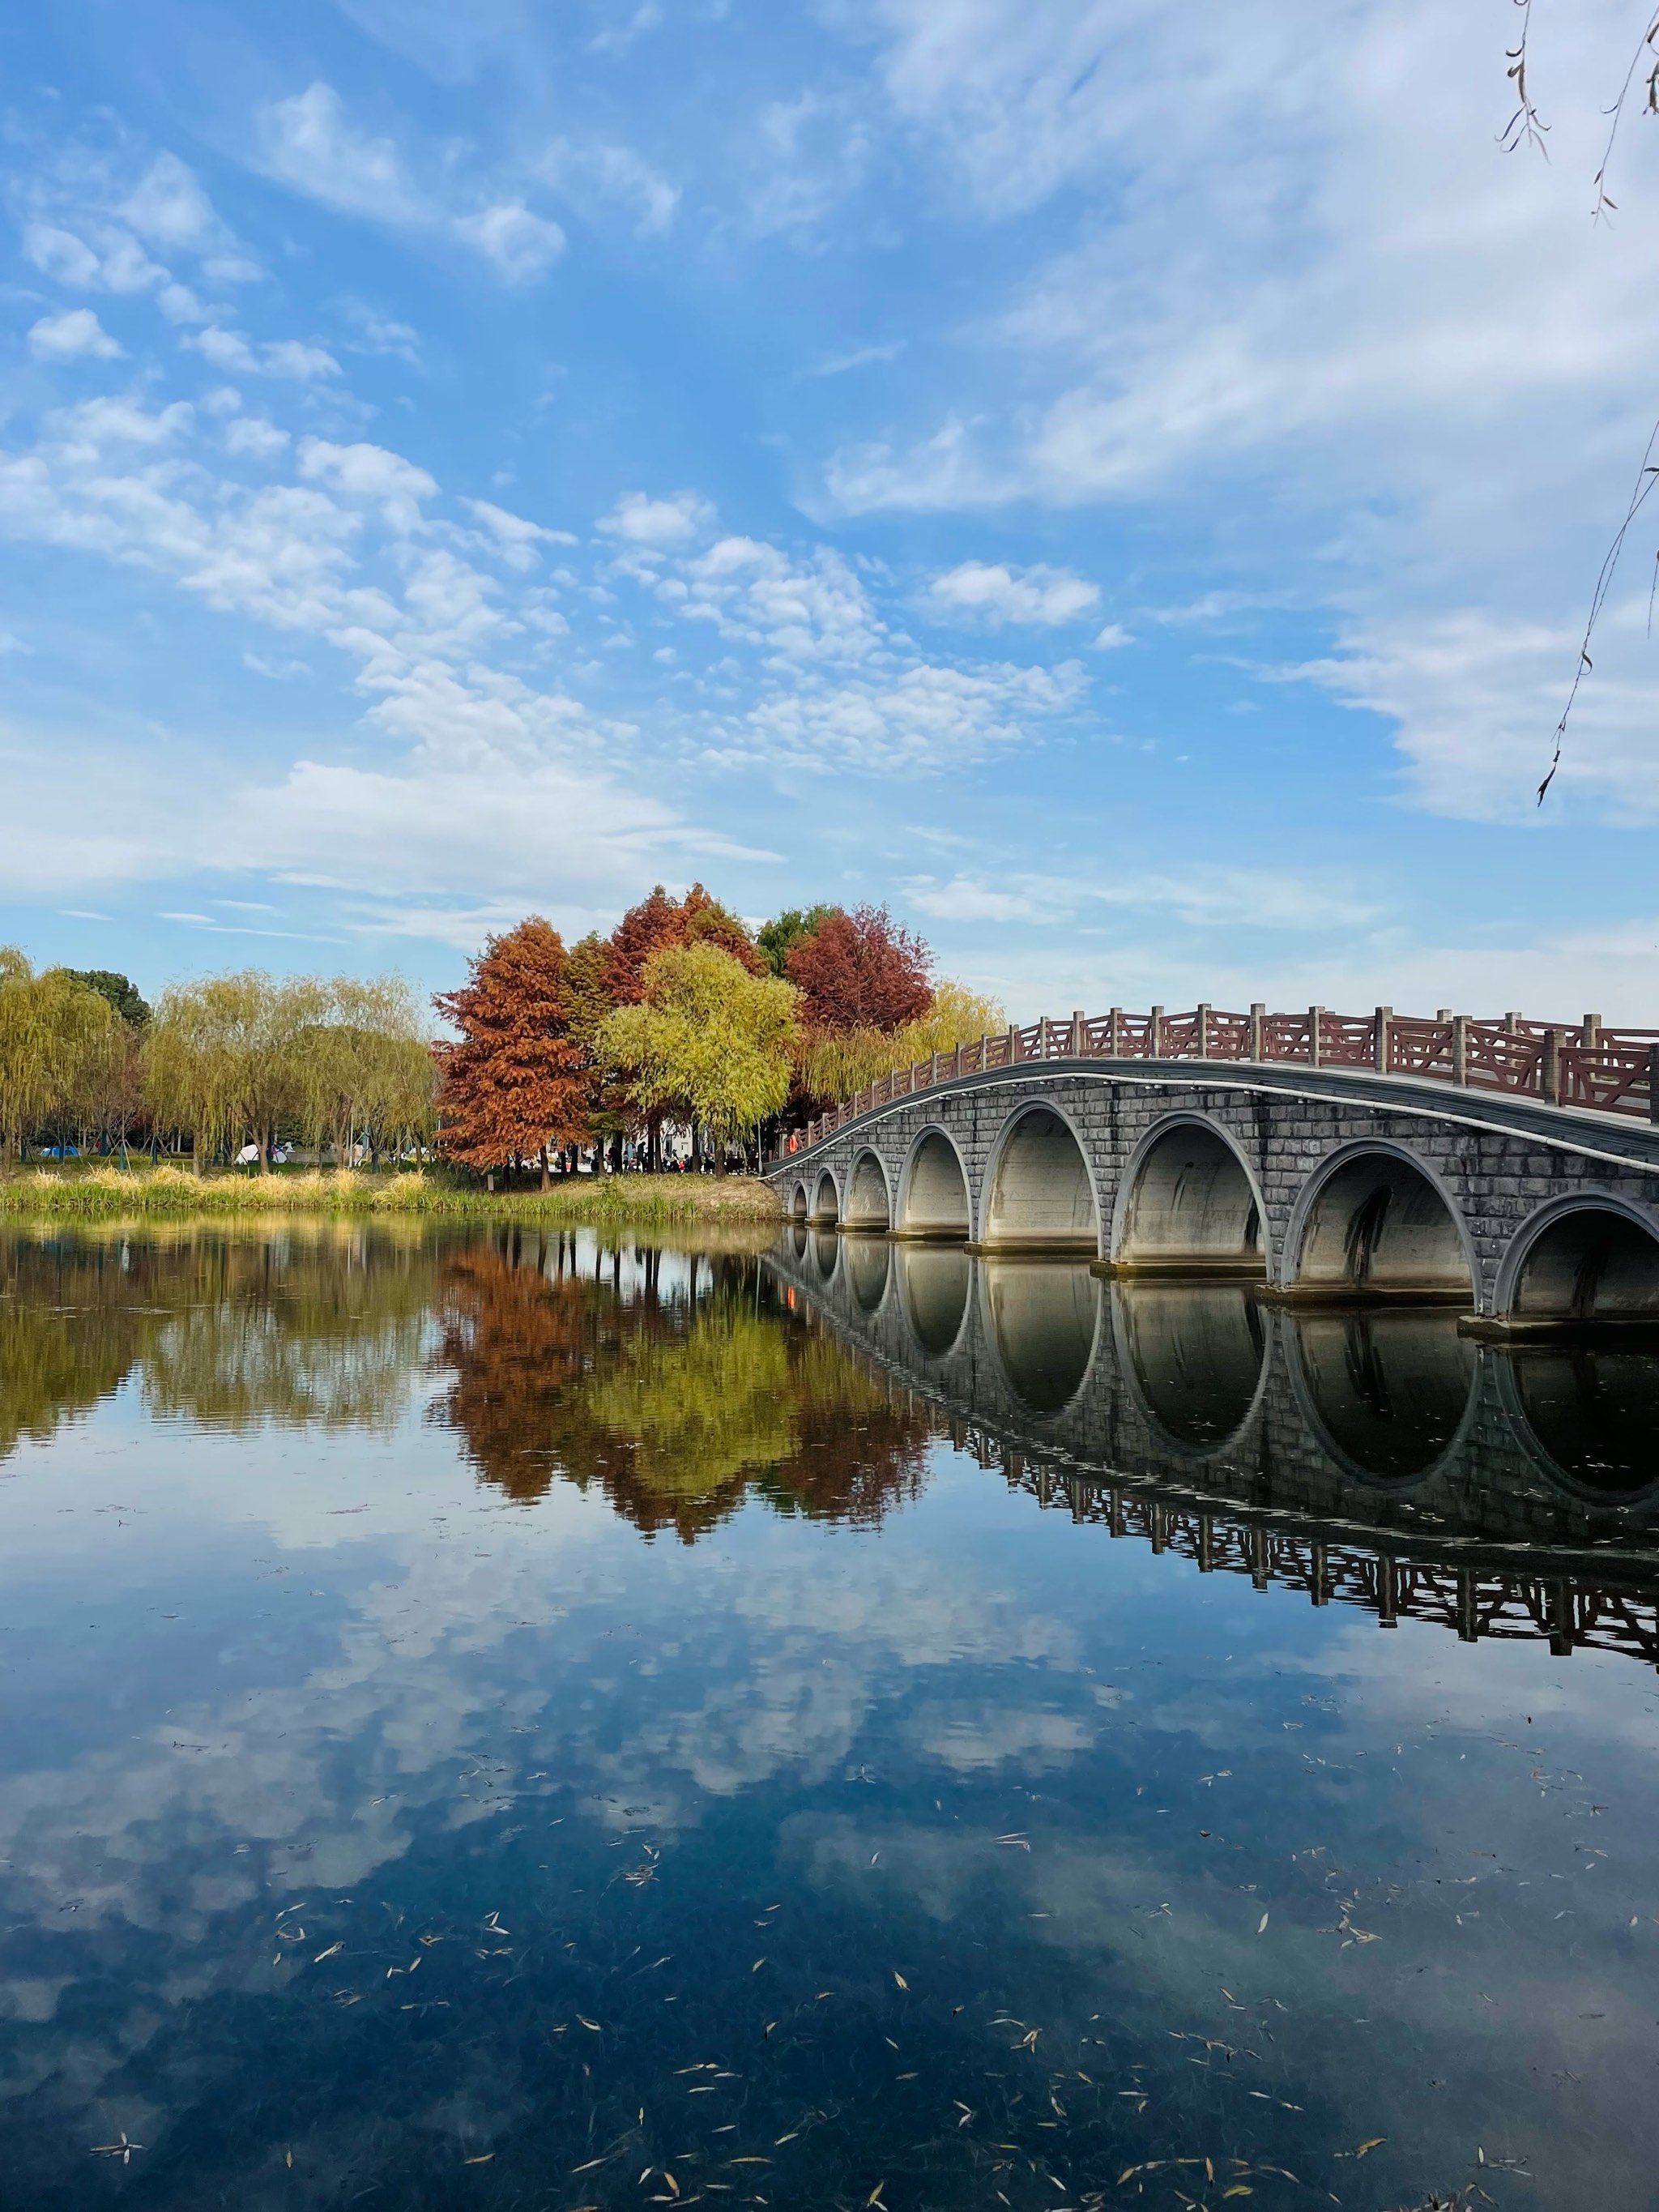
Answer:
[
  {"xmin": 0, "ymin": 952, "xmax": 432, "ymax": 1171},
  {"xmin": 436, "ymin": 886, "xmax": 1001, "ymax": 1181},
  {"xmin": 0, "ymin": 886, "xmax": 1001, "ymax": 1177}
]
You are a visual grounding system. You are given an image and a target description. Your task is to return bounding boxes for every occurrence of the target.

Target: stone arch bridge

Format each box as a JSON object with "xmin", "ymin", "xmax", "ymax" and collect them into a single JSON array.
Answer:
[{"xmin": 764, "ymin": 1003, "xmax": 1659, "ymax": 1327}]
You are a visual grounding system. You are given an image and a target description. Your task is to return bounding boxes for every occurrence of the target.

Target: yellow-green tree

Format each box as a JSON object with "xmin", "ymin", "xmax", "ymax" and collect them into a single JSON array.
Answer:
[
  {"xmin": 144, "ymin": 970, "xmax": 326, "ymax": 1173},
  {"xmin": 794, "ymin": 976, "xmax": 1006, "ymax": 1104},
  {"xmin": 599, "ymin": 942, "xmax": 796, "ymax": 1170},
  {"xmin": 299, "ymin": 976, "xmax": 434, "ymax": 1167},
  {"xmin": 0, "ymin": 949, "xmax": 116, "ymax": 1166}
]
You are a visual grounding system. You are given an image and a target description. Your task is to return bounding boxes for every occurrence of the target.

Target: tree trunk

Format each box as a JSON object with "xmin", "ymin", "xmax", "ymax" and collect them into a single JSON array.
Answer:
[
  {"xmin": 539, "ymin": 1144, "xmax": 550, "ymax": 1193},
  {"xmin": 258, "ymin": 1125, "xmax": 271, "ymax": 1174}
]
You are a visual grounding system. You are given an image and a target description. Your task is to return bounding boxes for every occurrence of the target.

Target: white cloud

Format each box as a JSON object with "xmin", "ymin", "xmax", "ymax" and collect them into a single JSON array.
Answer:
[
  {"xmin": 669, "ymin": 536, "xmax": 882, "ymax": 662},
  {"xmin": 223, "ymin": 416, "xmax": 291, "ymax": 460},
  {"xmin": 117, "ymin": 153, "xmax": 223, "ymax": 250},
  {"xmin": 262, "ymin": 339, "xmax": 340, "ymax": 379},
  {"xmin": 258, "ymin": 83, "xmax": 565, "ymax": 284},
  {"xmin": 926, "ymin": 558, "xmax": 1100, "ymax": 626},
  {"xmin": 298, "ymin": 435, "xmax": 437, "ymax": 535},
  {"xmin": 258, "ymin": 83, "xmax": 424, "ymax": 224},
  {"xmin": 1092, "ymin": 620, "xmax": 1132, "ymax": 649},
  {"xmin": 804, "ymin": 339, "xmax": 906, "ymax": 378},
  {"xmin": 185, "ymin": 325, "xmax": 258, "ymax": 373},
  {"xmin": 462, "ymin": 497, "xmax": 577, "ymax": 568},
  {"xmin": 157, "ymin": 281, "xmax": 208, "ymax": 324},
  {"xmin": 450, "ymin": 201, "xmax": 566, "ymax": 283},
  {"xmin": 185, "ymin": 328, "xmax": 340, "ymax": 379},
  {"xmin": 733, "ymin": 657, "xmax": 1085, "ymax": 774},
  {"xmin": 539, "ymin": 139, "xmax": 680, "ymax": 236},
  {"xmin": 27, "ymin": 308, "xmax": 123, "ymax": 361},
  {"xmin": 22, "ymin": 223, "xmax": 102, "ymax": 287},
  {"xmin": 906, "ymin": 865, "xmax": 1375, "ymax": 931},
  {"xmin": 598, "ymin": 489, "xmax": 715, "ymax": 546}
]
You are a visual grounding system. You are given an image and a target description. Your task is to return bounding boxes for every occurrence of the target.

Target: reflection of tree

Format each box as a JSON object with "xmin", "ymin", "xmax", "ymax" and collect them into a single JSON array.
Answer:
[
  {"xmin": 433, "ymin": 1240, "xmax": 929, "ymax": 1539},
  {"xmin": 0, "ymin": 1238, "xmax": 148, "ymax": 1458},
  {"xmin": 140, "ymin": 1229, "xmax": 436, "ymax": 1431},
  {"xmin": 0, "ymin": 1225, "xmax": 441, "ymax": 1458}
]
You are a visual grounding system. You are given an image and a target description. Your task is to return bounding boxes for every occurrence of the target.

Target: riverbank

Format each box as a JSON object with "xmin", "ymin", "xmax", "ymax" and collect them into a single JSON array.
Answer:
[{"xmin": 0, "ymin": 1164, "xmax": 783, "ymax": 1227}]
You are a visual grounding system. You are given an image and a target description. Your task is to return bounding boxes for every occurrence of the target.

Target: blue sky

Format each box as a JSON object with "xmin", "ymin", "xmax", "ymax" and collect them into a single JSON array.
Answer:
[{"xmin": 3, "ymin": 0, "xmax": 1659, "ymax": 1018}]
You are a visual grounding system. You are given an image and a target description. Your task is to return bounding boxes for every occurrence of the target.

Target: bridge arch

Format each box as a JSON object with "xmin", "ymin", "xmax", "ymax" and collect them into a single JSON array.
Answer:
[
  {"xmin": 897, "ymin": 1126, "xmax": 973, "ymax": 1241},
  {"xmin": 1285, "ymin": 1309, "xmax": 1478, "ymax": 1484},
  {"xmin": 1494, "ymin": 1191, "xmax": 1659, "ymax": 1325},
  {"xmin": 981, "ymin": 1100, "xmax": 1100, "ymax": 1253},
  {"xmin": 1281, "ymin": 1140, "xmax": 1475, "ymax": 1302},
  {"xmin": 979, "ymin": 1259, "xmax": 1102, "ymax": 1414},
  {"xmin": 809, "ymin": 1168, "xmax": 840, "ymax": 1224},
  {"xmin": 843, "ymin": 1148, "xmax": 893, "ymax": 1232},
  {"xmin": 1110, "ymin": 1281, "xmax": 1269, "ymax": 1457},
  {"xmin": 1495, "ymin": 1339, "xmax": 1659, "ymax": 1501},
  {"xmin": 790, "ymin": 1179, "xmax": 810, "ymax": 1221},
  {"xmin": 845, "ymin": 1235, "xmax": 893, "ymax": 1315},
  {"xmin": 895, "ymin": 1243, "xmax": 973, "ymax": 1359},
  {"xmin": 1111, "ymin": 1113, "xmax": 1267, "ymax": 1275}
]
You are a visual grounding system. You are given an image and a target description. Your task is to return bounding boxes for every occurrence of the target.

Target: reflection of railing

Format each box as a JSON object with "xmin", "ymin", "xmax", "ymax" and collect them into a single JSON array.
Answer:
[
  {"xmin": 948, "ymin": 1403, "xmax": 1659, "ymax": 1670},
  {"xmin": 785, "ymin": 1287, "xmax": 1659, "ymax": 1672},
  {"xmin": 776, "ymin": 1004, "xmax": 1659, "ymax": 1157}
]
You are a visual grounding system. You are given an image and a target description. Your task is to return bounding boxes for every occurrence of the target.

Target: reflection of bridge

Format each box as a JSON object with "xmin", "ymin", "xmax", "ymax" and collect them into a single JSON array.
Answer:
[
  {"xmin": 768, "ymin": 1231, "xmax": 1659, "ymax": 1670},
  {"xmin": 766, "ymin": 1011, "xmax": 1659, "ymax": 1327}
]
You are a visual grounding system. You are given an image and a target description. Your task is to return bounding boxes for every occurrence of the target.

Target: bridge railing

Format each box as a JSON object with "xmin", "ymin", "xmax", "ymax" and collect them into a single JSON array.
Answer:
[{"xmin": 774, "ymin": 1001, "xmax": 1659, "ymax": 1159}]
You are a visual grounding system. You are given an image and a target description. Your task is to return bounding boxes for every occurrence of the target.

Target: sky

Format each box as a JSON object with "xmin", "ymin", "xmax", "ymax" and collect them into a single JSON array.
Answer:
[{"xmin": 3, "ymin": 0, "xmax": 1659, "ymax": 1020}]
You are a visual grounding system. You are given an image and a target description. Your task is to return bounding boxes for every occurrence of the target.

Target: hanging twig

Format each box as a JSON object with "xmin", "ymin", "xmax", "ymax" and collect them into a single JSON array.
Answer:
[
  {"xmin": 1592, "ymin": 7, "xmax": 1659, "ymax": 219},
  {"xmin": 1499, "ymin": 0, "xmax": 1550, "ymax": 156},
  {"xmin": 1538, "ymin": 420, "xmax": 1659, "ymax": 802}
]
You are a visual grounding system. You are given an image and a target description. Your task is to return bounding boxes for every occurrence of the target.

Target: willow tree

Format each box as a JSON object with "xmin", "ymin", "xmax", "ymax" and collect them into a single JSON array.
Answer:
[
  {"xmin": 0, "ymin": 950, "xmax": 116, "ymax": 1167},
  {"xmin": 144, "ymin": 971, "xmax": 325, "ymax": 1173},
  {"xmin": 300, "ymin": 976, "xmax": 435, "ymax": 1168},
  {"xmin": 599, "ymin": 942, "xmax": 797, "ymax": 1172},
  {"xmin": 794, "ymin": 977, "xmax": 1006, "ymax": 1107}
]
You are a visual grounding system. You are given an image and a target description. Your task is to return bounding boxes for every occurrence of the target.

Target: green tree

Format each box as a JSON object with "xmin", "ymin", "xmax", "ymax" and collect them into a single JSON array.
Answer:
[
  {"xmin": 599, "ymin": 942, "xmax": 797, "ymax": 1171},
  {"xmin": 0, "ymin": 950, "xmax": 117, "ymax": 1166},
  {"xmin": 757, "ymin": 904, "xmax": 834, "ymax": 979},
  {"xmin": 64, "ymin": 969, "xmax": 151, "ymax": 1027}
]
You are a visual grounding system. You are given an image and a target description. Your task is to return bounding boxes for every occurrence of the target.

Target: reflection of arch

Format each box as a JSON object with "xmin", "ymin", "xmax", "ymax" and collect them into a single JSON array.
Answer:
[
  {"xmin": 981, "ymin": 1260, "xmax": 1101, "ymax": 1414},
  {"xmin": 896, "ymin": 1244, "xmax": 972, "ymax": 1358},
  {"xmin": 788, "ymin": 1222, "xmax": 808, "ymax": 1261},
  {"xmin": 1495, "ymin": 1343, "xmax": 1659, "ymax": 1500},
  {"xmin": 1111, "ymin": 1115, "xmax": 1266, "ymax": 1275},
  {"xmin": 811, "ymin": 1228, "xmax": 839, "ymax": 1281},
  {"xmin": 981, "ymin": 1103, "xmax": 1099, "ymax": 1253},
  {"xmin": 1494, "ymin": 1193, "xmax": 1659, "ymax": 1323},
  {"xmin": 844, "ymin": 1149, "xmax": 892, "ymax": 1232},
  {"xmin": 1286, "ymin": 1309, "xmax": 1477, "ymax": 1484},
  {"xmin": 812, "ymin": 1169, "xmax": 840, "ymax": 1225},
  {"xmin": 1282, "ymin": 1141, "xmax": 1473, "ymax": 1300},
  {"xmin": 846, "ymin": 1236, "xmax": 893, "ymax": 1315},
  {"xmin": 897, "ymin": 1127, "xmax": 972, "ymax": 1241},
  {"xmin": 791, "ymin": 1181, "xmax": 809, "ymax": 1221},
  {"xmin": 1111, "ymin": 1283, "xmax": 1269, "ymax": 1454}
]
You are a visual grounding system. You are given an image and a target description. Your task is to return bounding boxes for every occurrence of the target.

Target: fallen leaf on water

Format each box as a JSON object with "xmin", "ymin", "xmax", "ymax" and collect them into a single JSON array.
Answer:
[
  {"xmin": 577, "ymin": 2015, "xmax": 603, "ymax": 2031},
  {"xmin": 1257, "ymin": 1914, "xmax": 1269, "ymax": 1935},
  {"xmin": 867, "ymin": 2185, "xmax": 886, "ymax": 2207},
  {"xmin": 1354, "ymin": 2138, "xmax": 1385, "ymax": 2158},
  {"xmin": 463, "ymin": 2154, "xmax": 495, "ymax": 2166},
  {"xmin": 893, "ymin": 1971, "xmax": 908, "ymax": 1988},
  {"xmin": 313, "ymin": 1941, "xmax": 343, "ymax": 1963},
  {"xmin": 285, "ymin": 2151, "xmax": 293, "ymax": 2170}
]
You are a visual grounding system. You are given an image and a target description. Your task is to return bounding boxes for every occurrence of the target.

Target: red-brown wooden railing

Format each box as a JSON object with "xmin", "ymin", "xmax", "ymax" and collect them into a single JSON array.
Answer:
[{"xmin": 774, "ymin": 1001, "xmax": 1659, "ymax": 1159}]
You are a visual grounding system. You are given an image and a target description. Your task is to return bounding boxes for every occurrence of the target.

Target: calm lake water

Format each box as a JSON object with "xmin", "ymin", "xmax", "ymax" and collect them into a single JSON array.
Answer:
[{"xmin": 3, "ymin": 1222, "xmax": 1659, "ymax": 2211}]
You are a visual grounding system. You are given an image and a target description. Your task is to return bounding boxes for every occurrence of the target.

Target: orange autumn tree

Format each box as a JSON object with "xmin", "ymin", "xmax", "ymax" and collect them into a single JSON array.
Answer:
[{"xmin": 433, "ymin": 918, "xmax": 586, "ymax": 1187}]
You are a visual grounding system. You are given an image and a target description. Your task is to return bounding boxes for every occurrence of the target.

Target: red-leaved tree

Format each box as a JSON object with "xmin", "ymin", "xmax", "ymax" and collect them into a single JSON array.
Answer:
[
  {"xmin": 604, "ymin": 883, "xmax": 765, "ymax": 1006},
  {"xmin": 433, "ymin": 918, "xmax": 586, "ymax": 1186},
  {"xmin": 785, "ymin": 905, "xmax": 932, "ymax": 1034}
]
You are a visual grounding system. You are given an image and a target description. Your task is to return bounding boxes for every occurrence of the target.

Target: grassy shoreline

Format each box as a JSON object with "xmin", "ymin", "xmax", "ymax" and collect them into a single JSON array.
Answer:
[{"xmin": 0, "ymin": 1164, "xmax": 783, "ymax": 1228}]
